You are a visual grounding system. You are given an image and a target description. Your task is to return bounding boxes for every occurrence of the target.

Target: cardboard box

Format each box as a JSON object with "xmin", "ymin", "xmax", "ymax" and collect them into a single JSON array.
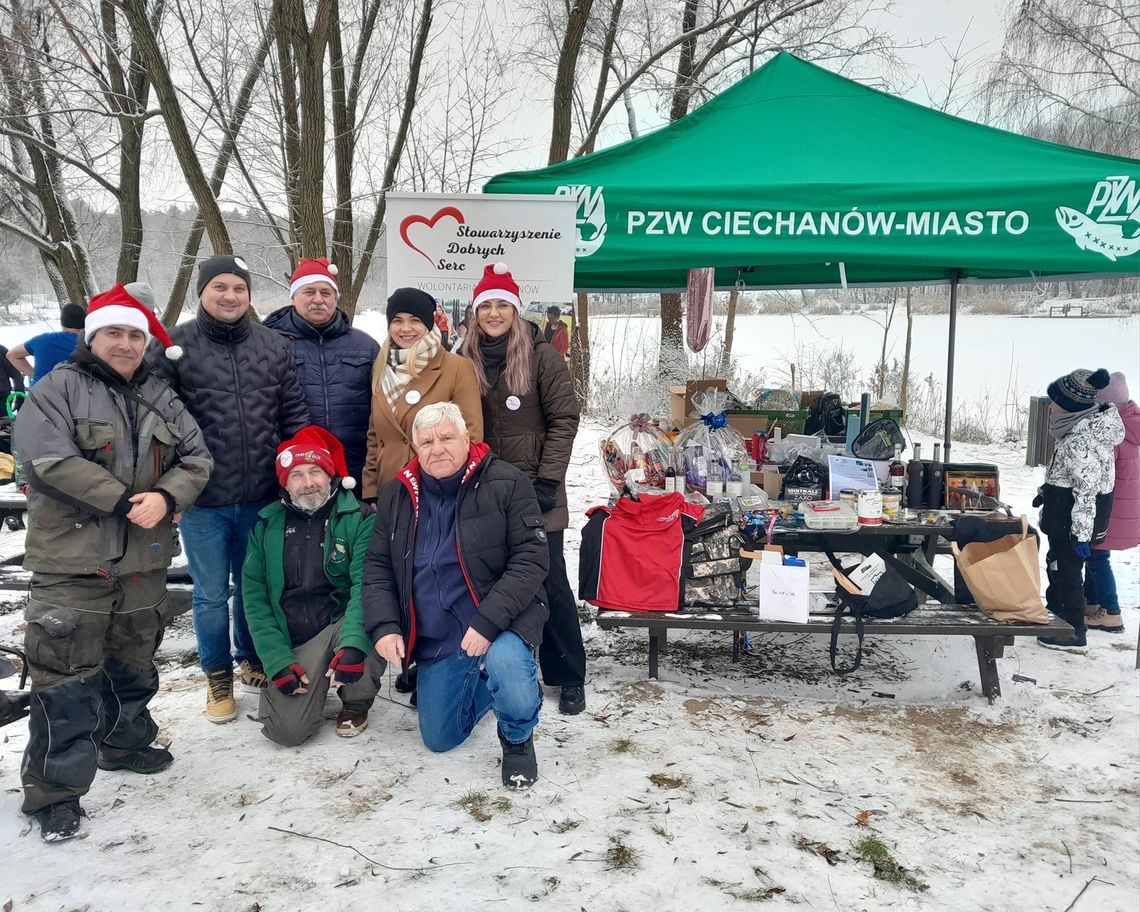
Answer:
[
  {"xmin": 725, "ymin": 409, "xmax": 810, "ymax": 442},
  {"xmin": 757, "ymin": 555, "xmax": 810, "ymax": 622},
  {"xmin": 670, "ymin": 378, "xmax": 728, "ymax": 426}
]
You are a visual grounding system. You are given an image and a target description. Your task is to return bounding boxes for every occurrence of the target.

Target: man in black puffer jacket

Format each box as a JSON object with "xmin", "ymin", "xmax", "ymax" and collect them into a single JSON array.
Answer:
[
  {"xmin": 148, "ymin": 254, "xmax": 309, "ymax": 723},
  {"xmin": 264, "ymin": 257, "xmax": 379, "ymax": 486},
  {"xmin": 364, "ymin": 401, "xmax": 549, "ymax": 790}
]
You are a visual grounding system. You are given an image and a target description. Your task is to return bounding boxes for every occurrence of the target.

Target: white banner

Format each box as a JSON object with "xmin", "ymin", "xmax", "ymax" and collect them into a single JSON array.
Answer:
[{"xmin": 384, "ymin": 192, "xmax": 577, "ymax": 302}]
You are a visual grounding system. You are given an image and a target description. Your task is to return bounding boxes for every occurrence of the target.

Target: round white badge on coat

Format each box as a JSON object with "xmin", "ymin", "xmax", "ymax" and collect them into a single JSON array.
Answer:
[
  {"xmin": 405, "ymin": 390, "xmax": 422, "ymax": 405},
  {"xmin": 505, "ymin": 395, "xmax": 521, "ymax": 411}
]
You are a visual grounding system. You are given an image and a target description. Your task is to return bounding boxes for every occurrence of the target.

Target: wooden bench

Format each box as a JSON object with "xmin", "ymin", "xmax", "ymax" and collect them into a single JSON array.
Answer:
[{"xmin": 596, "ymin": 604, "xmax": 1072, "ymax": 701}]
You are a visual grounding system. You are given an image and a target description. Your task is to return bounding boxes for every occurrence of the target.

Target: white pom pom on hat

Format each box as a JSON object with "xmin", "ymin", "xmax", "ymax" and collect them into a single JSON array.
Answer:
[
  {"xmin": 328, "ymin": 263, "xmax": 338, "ymax": 276},
  {"xmin": 341, "ymin": 476, "xmax": 356, "ymax": 489},
  {"xmin": 493, "ymin": 262, "xmax": 510, "ymax": 275},
  {"xmin": 166, "ymin": 345, "xmax": 184, "ymax": 361}
]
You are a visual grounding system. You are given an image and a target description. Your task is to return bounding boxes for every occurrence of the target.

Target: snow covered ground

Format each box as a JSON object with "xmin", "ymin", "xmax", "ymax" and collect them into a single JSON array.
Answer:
[{"xmin": 1, "ymin": 416, "xmax": 1137, "ymax": 911}]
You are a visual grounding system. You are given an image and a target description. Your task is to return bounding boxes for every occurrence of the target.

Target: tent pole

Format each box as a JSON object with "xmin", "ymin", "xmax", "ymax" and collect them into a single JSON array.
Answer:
[{"xmin": 943, "ymin": 269, "xmax": 961, "ymax": 459}]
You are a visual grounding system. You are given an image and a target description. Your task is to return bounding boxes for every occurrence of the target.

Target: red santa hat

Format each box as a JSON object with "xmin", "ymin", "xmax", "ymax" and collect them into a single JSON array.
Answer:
[
  {"xmin": 276, "ymin": 425, "xmax": 355, "ymax": 489},
  {"xmin": 84, "ymin": 283, "xmax": 183, "ymax": 360},
  {"xmin": 290, "ymin": 257, "xmax": 339, "ymax": 297},
  {"xmin": 472, "ymin": 262, "xmax": 522, "ymax": 313}
]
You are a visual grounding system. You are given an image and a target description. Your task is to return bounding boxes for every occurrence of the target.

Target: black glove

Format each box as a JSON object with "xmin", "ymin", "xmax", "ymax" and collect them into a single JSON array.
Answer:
[
  {"xmin": 328, "ymin": 647, "xmax": 367, "ymax": 685},
  {"xmin": 534, "ymin": 478, "xmax": 559, "ymax": 514},
  {"xmin": 273, "ymin": 663, "xmax": 308, "ymax": 696}
]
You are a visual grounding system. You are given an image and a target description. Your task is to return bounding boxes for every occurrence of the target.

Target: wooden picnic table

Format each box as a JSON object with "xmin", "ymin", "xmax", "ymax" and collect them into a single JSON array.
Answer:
[{"xmin": 596, "ymin": 603, "xmax": 1071, "ymax": 701}]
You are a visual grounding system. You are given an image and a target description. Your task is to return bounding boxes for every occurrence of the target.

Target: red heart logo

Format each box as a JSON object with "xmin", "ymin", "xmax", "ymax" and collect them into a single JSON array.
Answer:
[{"xmin": 400, "ymin": 206, "xmax": 465, "ymax": 267}]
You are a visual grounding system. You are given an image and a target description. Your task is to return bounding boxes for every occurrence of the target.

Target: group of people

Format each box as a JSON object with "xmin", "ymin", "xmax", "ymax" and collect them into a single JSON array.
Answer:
[
  {"xmin": 1036, "ymin": 368, "xmax": 1137, "ymax": 650},
  {"xmin": 13, "ymin": 255, "xmax": 585, "ymax": 842}
]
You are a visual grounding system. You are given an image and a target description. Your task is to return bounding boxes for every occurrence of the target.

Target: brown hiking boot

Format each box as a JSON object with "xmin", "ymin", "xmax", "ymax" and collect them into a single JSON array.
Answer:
[
  {"xmin": 237, "ymin": 659, "xmax": 268, "ymax": 693},
  {"xmin": 1086, "ymin": 608, "xmax": 1125, "ymax": 633},
  {"xmin": 335, "ymin": 708, "xmax": 368, "ymax": 738},
  {"xmin": 205, "ymin": 669, "xmax": 237, "ymax": 723},
  {"xmin": 1084, "ymin": 602, "xmax": 1101, "ymax": 620}
]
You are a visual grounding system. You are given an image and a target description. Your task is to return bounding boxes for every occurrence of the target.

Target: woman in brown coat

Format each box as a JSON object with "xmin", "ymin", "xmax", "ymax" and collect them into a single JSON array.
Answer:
[
  {"xmin": 462, "ymin": 263, "xmax": 585, "ymax": 715},
  {"xmin": 362, "ymin": 288, "xmax": 483, "ymax": 498}
]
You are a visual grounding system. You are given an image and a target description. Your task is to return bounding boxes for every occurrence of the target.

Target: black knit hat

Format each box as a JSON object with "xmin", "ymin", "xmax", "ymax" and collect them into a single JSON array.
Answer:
[
  {"xmin": 1047, "ymin": 368, "xmax": 1111, "ymax": 413},
  {"xmin": 196, "ymin": 254, "xmax": 253, "ymax": 298},
  {"xmin": 386, "ymin": 287, "xmax": 435, "ymax": 328},
  {"xmin": 60, "ymin": 303, "xmax": 87, "ymax": 329}
]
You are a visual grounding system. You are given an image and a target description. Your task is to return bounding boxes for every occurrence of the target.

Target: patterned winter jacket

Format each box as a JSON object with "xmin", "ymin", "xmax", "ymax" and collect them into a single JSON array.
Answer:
[{"xmin": 1040, "ymin": 404, "xmax": 1126, "ymax": 544}]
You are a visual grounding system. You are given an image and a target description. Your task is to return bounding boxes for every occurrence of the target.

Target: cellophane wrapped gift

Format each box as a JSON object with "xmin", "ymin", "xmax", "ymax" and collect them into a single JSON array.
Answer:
[
  {"xmin": 675, "ymin": 389, "xmax": 750, "ymax": 491},
  {"xmin": 598, "ymin": 413, "xmax": 674, "ymax": 492}
]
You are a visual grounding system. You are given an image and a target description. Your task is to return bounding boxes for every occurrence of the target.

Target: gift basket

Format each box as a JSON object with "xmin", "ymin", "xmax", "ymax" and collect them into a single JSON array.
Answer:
[
  {"xmin": 598, "ymin": 412, "xmax": 674, "ymax": 492},
  {"xmin": 675, "ymin": 389, "xmax": 750, "ymax": 492}
]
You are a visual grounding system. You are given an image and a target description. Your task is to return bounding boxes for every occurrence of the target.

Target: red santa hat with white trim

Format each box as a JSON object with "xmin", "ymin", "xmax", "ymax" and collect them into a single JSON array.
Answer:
[
  {"xmin": 275, "ymin": 425, "xmax": 355, "ymax": 490},
  {"xmin": 84, "ymin": 282, "xmax": 183, "ymax": 360},
  {"xmin": 472, "ymin": 262, "xmax": 522, "ymax": 313},
  {"xmin": 290, "ymin": 257, "xmax": 339, "ymax": 297}
]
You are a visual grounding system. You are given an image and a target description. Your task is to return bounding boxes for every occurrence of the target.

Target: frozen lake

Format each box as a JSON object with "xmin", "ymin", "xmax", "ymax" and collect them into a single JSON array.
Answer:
[{"xmin": 583, "ymin": 312, "xmax": 1140, "ymax": 403}]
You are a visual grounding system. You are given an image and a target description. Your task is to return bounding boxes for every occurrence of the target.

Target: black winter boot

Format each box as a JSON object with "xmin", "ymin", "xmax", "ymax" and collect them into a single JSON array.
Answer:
[
  {"xmin": 97, "ymin": 745, "xmax": 174, "ymax": 774},
  {"xmin": 558, "ymin": 685, "xmax": 586, "ymax": 715},
  {"xmin": 35, "ymin": 799, "xmax": 86, "ymax": 843},
  {"xmin": 499, "ymin": 729, "xmax": 538, "ymax": 790}
]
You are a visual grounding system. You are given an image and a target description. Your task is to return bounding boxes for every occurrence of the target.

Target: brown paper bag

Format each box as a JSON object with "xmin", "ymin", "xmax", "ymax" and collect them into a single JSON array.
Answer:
[{"xmin": 951, "ymin": 516, "xmax": 1048, "ymax": 623}]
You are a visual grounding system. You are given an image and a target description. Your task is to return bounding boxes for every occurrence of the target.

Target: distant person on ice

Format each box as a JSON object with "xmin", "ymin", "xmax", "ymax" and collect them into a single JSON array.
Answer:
[
  {"xmin": 148, "ymin": 255, "xmax": 309, "ymax": 724},
  {"xmin": 1083, "ymin": 371, "xmax": 1138, "ymax": 634},
  {"xmin": 15, "ymin": 284, "xmax": 212, "ymax": 842},
  {"xmin": 1034, "ymin": 368, "xmax": 1125, "ymax": 651},
  {"xmin": 6, "ymin": 302, "xmax": 87, "ymax": 384},
  {"xmin": 242, "ymin": 426, "xmax": 386, "ymax": 745},
  {"xmin": 363, "ymin": 402, "xmax": 549, "ymax": 789}
]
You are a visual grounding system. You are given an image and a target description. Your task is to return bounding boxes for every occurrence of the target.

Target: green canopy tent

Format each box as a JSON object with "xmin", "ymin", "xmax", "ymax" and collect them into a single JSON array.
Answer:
[{"xmin": 485, "ymin": 53, "xmax": 1140, "ymax": 453}]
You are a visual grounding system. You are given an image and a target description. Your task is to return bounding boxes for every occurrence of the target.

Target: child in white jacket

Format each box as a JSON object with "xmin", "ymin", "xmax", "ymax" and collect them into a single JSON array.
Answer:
[{"xmin": 1035, "ymin": 368, "xmax": 1125, "ymax": 650}]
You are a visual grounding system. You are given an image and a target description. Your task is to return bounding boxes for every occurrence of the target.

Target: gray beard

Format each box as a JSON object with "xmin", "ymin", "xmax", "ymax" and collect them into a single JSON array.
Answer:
[{"xmin": 291, "ymin": 489, "xmax": 332, "ymax": 513}]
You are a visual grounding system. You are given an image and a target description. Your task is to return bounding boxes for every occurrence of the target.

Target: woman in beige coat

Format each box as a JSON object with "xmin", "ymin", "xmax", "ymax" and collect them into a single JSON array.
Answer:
[{"xmin": 362, "ymin": 288, "xmax": 482, "ymax": 499}]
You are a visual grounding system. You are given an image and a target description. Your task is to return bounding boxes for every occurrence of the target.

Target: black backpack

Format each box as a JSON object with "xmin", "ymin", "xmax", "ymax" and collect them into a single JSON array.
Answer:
[
  {"xmin": 851, "ymin": 418, "xmax": 906, "ymax": 461},
  {"xmin": 804, "ymin": 393, "xmax": 846, "ymax": 437},
  {"xmin": 823, "ymin": 549, "xmax": 918, "ymax": 674}
]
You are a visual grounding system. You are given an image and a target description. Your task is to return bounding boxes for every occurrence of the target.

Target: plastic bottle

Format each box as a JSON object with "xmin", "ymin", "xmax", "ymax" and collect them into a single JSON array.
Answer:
[{"xmin": 706, "ymin": 461, "xmax": 724, "ymax": 499}]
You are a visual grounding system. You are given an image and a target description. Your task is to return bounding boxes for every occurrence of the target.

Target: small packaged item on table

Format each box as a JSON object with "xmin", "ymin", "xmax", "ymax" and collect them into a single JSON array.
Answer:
[{"xmin": 800, "ymin": 499, "xmax": 860, "ymax": 531}]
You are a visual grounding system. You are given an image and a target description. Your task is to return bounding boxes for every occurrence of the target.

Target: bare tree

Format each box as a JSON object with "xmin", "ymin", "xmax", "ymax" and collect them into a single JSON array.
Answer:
[{"xmin": 980, "ymin": 0, "xmax": 1139, "ymax": 156}]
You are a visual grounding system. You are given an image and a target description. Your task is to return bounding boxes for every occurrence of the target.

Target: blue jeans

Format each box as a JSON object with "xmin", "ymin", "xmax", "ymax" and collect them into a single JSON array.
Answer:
[
  {"xmin": 416, "ymin": 631, "xmax": 541, "ymax": 752},
  {"xmin": 179, "ymin": 503, "xmax": 263, "ymax": 671},
  {"xmin": 1084, "ymin": 549, "xmax": 1120, "ymax": 613}
]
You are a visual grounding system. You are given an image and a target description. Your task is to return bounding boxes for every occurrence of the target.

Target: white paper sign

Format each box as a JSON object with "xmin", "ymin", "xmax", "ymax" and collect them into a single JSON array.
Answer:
[
  {"xmin": 385, "ymin": 192, "xmax": 577, "ymax": 301},
  {"xmin": 827, "ymin": 455, "xmax": 880, "ymax": 500}
]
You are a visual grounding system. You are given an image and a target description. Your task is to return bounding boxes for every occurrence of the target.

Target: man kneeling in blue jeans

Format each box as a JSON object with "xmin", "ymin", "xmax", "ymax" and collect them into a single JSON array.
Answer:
[{"xmin": 363, "ymin": 402, "xmax": 549, "ymax": 789}]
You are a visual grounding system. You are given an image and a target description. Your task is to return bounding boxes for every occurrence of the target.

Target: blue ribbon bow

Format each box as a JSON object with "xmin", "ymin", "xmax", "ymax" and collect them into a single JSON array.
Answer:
[{"xmin": 701, "ymin": 411, "xmax": 727, "ymax": 430}]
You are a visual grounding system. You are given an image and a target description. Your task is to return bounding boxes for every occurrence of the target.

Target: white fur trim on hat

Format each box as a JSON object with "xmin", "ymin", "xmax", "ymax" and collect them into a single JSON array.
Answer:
[
  {"xmin": 290, "ymin": 273, "xmax": 339, "ymax": 297},
  {"xmin": 85, "ymin": 305, "xmax": 150, "ymax": 345},
  {"xmin": 473, "ymin": 288, "xmax": 523, "ymax": 313}
]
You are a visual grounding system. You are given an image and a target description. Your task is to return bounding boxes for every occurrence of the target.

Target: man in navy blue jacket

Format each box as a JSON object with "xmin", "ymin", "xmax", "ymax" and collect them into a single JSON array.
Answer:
[
  {"xmin": 363, "ymin": 402, "xmax": 550, "ymax": 790},
  {"xmin": 265, "ymin": 257, "xmax": 379, "ymax": 487}
]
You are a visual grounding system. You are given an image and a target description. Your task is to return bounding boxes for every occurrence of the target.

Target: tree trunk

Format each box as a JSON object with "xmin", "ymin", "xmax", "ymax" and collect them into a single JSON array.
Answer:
[
  {"xmin": 720, "ymin": 288, "xmax": 739, "ymax": 374},
  {"xmin": 579, "ymin": 0, "xmax": 623, "ymax": 157},
  {"xmin": 547, "ymin": 0, "xmax": 594, "ymax": 165},
  {"xmin": 900, "ymin": 286, "xmax": 913, "ymax": 413},
  {"xmin": 162, "ymin": 21, "xmax": 274, "ymax": 324},
  {"xmin": 328, "ymin": 1, "xmax": 355, "ymax": 295},
  {"xmin": 344, "ymin": 0, "xmax": 433, "ymax": 319},
  {"xmin": 658, "ymin": 291, "xmax": 685, "ymax": 380},
  {"xmin": 121, "ymin": 0, "xmax": 230, "ymax": 253},
  {"xmin": 669, "ymin": 0, "xmax": 701, "ymax": 123},
  {"xmin": 570, "ymin": 292, "xmax": 592, "ymax": 409}
]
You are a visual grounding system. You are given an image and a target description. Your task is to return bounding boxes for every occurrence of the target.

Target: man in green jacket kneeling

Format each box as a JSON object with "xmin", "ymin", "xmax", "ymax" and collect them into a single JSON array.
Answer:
[{"xmin": 243, "ymin": 426, "xmax": 385, "ymax": 745}]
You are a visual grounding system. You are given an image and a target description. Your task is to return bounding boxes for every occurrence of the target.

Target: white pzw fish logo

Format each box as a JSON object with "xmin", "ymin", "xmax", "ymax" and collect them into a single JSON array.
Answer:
[
  {"xmin": 1056, "ymin": 175, "xmax": 1140, "ymax": 262},
  {"xmin": 555, "ymin": 184, "xmax": 606, "ymax": 257}
]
